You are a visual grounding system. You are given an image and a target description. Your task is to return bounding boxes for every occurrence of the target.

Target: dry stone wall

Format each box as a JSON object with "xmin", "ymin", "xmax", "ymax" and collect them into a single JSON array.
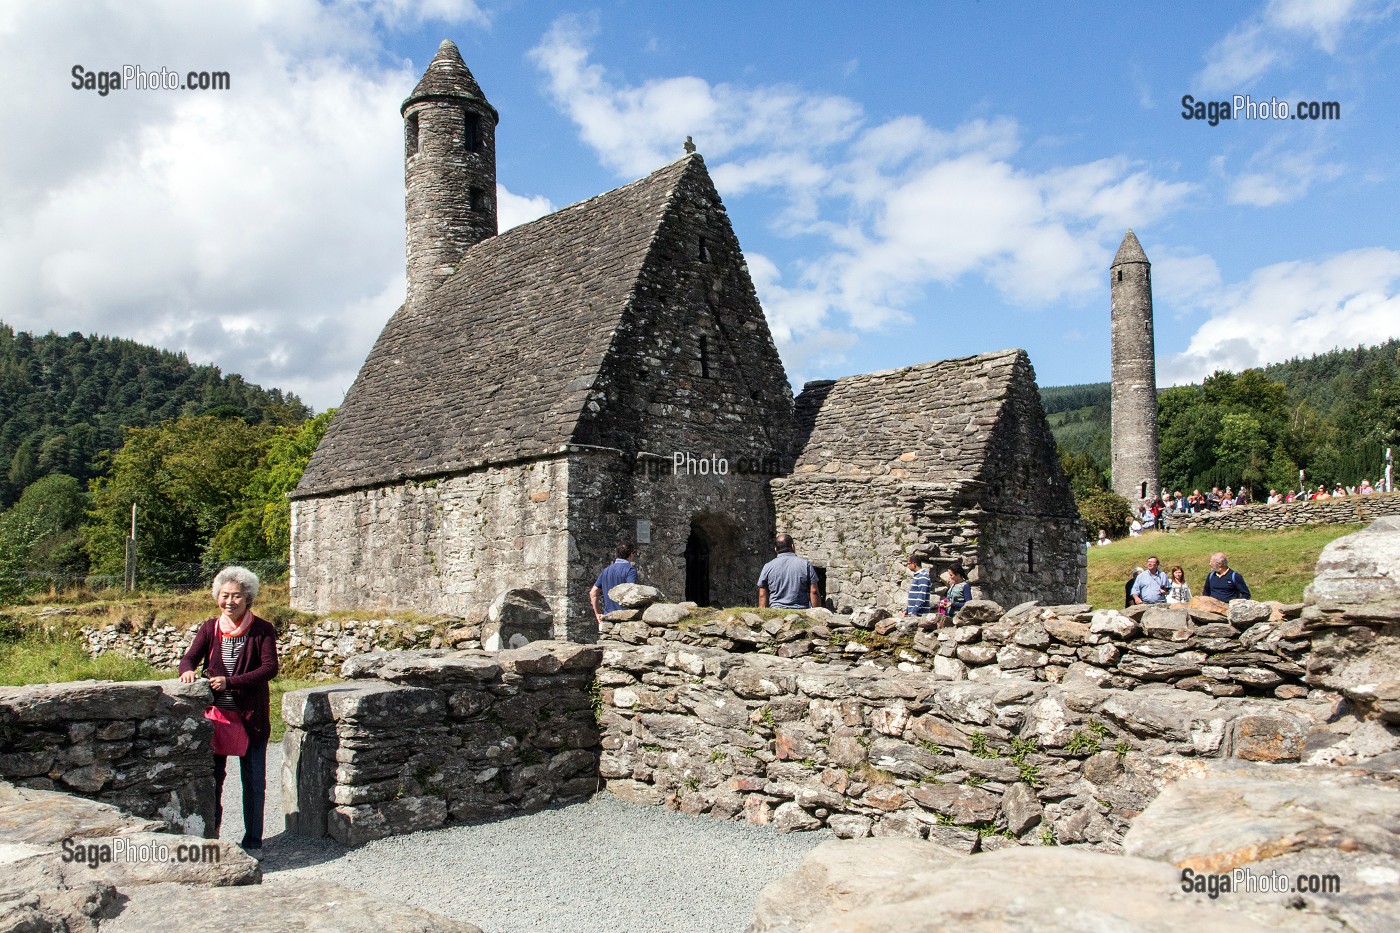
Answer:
[
  {"xmin": 1170, "ymin": 491, "xmax": 1400, "ymax": 531},
  {"xmin": 82, "ymin": 614, "xmax": 480, "ymax": 677},
  {"xmin": 281, "ymin": 641, "xmax": 601, "ymax": 846},
  {"xmin": 599, "ymin": 592, "xmax": 1311, "ymax": 699},
  {"xmin": 595, "ymin": 642, "xmax": 1328, "ymax": 849},
  {"xmin": 0, "ymin": 678, "xmax": 215, "ymax": 835}
]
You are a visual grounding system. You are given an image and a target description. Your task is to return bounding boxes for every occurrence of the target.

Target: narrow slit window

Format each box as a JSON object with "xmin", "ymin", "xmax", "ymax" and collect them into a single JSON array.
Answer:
[
  {"xmin": 698, "ymin": 237, "xmax": 711, "ymax": 262},
  {"xmin": 699, "ymin": 335, "xmax": 710, "ymax": 377},
  {"xmin": 463, "ymin": 111, "xmax": 480, "ymax": 152},
  {"xmin": 469, "ymin": 187, "xmax": 484, "ymax": 212},
  {"xmin": 1116, "ymin": 269, "xmax": 1122, "ymax": 282},
  {"xmin": 406, "ymin": 112, "xmax": 419, "ymax": 156},
  {"xmin": 1140, "ymin": 481, "xmax": 1148, "ymax": 501},
  {"xmin": 1026, "ymin": 539, "xmax": 1036, "ymax": 574}
]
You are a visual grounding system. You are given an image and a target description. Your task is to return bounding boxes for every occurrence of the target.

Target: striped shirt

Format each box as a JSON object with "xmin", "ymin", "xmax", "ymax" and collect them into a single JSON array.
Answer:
[
  {"xmin": 214, "ymin": 633, "xmax": 246, "ymax": 710},
  {"xmin": 906, "ymin": 569, "xmax": 932, "ymax": 615}
]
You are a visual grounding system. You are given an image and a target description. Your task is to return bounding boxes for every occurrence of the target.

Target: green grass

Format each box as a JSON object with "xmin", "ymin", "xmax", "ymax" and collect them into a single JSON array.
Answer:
[
  {"xmin": 1087, "ymin": 524, "xmax": 1361, "ymax": 609},
  {"xmin": 0, "ymin": 627, "xmax": 173, "ymax": 685},
  {"xmin": 0, "ymin": 624, "xmax": 331, "ymax": 741}
]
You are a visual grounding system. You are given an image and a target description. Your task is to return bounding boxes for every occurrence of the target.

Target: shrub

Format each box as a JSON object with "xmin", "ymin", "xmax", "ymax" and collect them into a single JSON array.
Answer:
[{"xmin": 1077, "ymin": 491, "xmax": 1134, "ymax": 538}]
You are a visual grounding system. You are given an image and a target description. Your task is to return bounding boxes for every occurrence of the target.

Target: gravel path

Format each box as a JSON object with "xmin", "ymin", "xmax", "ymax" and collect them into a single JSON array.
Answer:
[{"xmin": 218, "ymin": 742, "xmax": 827, "ymax": 933}]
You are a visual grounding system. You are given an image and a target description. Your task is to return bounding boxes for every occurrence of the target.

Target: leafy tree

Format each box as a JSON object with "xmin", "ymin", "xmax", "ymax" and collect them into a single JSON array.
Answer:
[
  {"xmin": 1076, "ymin": 491, "xmax": 1134, "ymax": 539},
  {"xmin": 1214, "ymin": 412, "xmax": 1269, "ymax": 498},
  {"xmin": 84, "ymin": 416, "xmax": 279, "ymax": 574},
  {"xmin": 1060, "ymin": 450, "xmax": 1107, "ymax": 500},
  {"xmin": 208, "ymin": 410, "xmax": 335, "ymax": 561},
  {"xmin": 0, "ymin": 473, "xmax": 88, "ymax": 602}
]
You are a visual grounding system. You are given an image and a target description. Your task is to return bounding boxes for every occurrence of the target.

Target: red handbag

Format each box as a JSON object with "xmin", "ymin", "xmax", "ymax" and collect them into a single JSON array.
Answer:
[{"xmin": 204, "ymin": 705, "xmax": 249, "ymax": 756}]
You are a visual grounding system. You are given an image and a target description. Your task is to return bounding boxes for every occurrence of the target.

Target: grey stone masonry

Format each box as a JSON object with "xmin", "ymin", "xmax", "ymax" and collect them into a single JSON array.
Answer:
[
  {"xmin": 82, "ymin": 613, "xmax": 481, "ymax": 677},
  {"xmin": 403, "ymin": 39, "xmax": 498, "ymax": 310},
  {"xmin": 0, "ymin": 678, "xmax": 216, "ymax": 836},
  {"xmin": 1110, "ymin": 229, "xmax": 1159, "ymax": 506},
  {"xmin": 598, "ymin": 594, "xmax": 1310, "ymax": 699},
  {"xmin": 292, "ymin": 153, "xmax": 795, "ymax": 637},
  {"xmin": 1170, "ymin": 491, "xmax": 1400, "ymax": 531},
  {"xmin": 596, "ymin": 641, "xmax": 1332, "ymax": 848},
  {"xmin": 773, "ymin": 349, "xmax": 1084, "ymax": 611},
  {"xmin": 280, "ymin": 641, "xmax": 601, "ymax": 846}
]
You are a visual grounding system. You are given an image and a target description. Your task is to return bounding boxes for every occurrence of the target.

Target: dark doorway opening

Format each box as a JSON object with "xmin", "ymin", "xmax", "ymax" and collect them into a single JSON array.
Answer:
[{"xmin": 685, "ymin": 525, "xmax": 711, "ymax": 605}]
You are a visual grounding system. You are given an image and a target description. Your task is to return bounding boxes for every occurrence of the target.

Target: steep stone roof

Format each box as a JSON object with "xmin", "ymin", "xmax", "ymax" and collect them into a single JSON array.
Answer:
[
  {"xmin": 402, "ymin": 39, "xmax": 492, "ymax": 113},
  {"xmin": 295, "ymin": 156, "xmax": 705, "ymax": 498},
  {"xmin": 1112, "ymin": 229, "xmax": 1148, "ymax": 266},
  {"xmin": 786, "ymin": 349, "xmax": 1030, "ymax": 484}
]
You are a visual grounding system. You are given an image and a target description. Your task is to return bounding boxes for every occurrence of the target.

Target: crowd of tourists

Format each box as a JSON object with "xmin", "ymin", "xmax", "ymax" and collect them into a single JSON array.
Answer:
[{"xmin": 1104, "ymin": 478, "xmax": 1391, "ymax": 539}]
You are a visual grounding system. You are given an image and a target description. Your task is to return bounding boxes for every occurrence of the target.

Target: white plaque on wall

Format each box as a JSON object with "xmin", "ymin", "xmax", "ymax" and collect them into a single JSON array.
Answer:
[{"xmin": 636, "ymin": 518, "xmax": 652, "ymax": 544}]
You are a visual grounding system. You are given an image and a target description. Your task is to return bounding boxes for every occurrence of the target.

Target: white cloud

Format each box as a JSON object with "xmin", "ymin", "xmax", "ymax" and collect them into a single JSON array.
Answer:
[
  {"xmin": 1197, "ymin": 0, "xmax": 1392, "ymax": 92},
  {"xmin": 1215, "ymin": 142, "xmax": 1345, "ymax": 207},
  {"xmin": 0, "ymin": 0, "xmax": 528, "ymax": 411},
  {"xmin": 497, "ymin": 185, "xmax": 555, "ymax": 231},
  {"xmin": 529, "ymin": 16, "xmax": 861, "ymax": 181},
  {"xmin": 1161, "ymin": 248, "xmax": 1400, "ymax": 383},
  {"xmin": 531, "ymin": 19, "xmax": 1196, "ymax": 363}
]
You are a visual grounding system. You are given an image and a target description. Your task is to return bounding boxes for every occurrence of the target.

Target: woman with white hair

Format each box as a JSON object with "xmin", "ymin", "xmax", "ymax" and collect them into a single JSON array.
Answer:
[{"xmin": 178, "ymin": 566, "xmax": 279, "ymax": 854}]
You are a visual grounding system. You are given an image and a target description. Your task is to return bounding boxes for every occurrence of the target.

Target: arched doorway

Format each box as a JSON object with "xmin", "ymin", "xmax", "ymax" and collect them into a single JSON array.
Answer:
[{"xmin": 685, "ymin": 525, "xmax": 711, "ymax": 606}]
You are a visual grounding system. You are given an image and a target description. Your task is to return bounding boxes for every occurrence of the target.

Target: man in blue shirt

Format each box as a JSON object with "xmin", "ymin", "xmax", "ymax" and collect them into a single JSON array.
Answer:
[
  {"xmin": 757, "ymin": 534, "xmax": 820, "ymax": 609},
  {"xmin": 590, "ymin": 542, "xmax": 638, "ymax": 624},
  {"xmin": 1202, "ymin": 552, "xmax": 1251, "ymax": 602},
  {"xmin": 904, "ymin": 555, "xmax": 932, "ymax": 616},
  {"xmin": 1131, "ymin": 556, "xmax": 1170, "ymax": 605}
]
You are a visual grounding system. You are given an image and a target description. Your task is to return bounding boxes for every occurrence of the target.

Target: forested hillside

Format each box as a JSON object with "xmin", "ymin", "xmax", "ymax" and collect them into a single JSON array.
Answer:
[
  {"xmin": 1045, "ymin": 340, "xmax": 1400, "ymax": 496},
  {"xmin": 0, "ymin": 324, "xmax": 323, "ymax": 601},
  {"xmin": 0, "ymin": 323, "xmax": 309, "ymax": 508}
]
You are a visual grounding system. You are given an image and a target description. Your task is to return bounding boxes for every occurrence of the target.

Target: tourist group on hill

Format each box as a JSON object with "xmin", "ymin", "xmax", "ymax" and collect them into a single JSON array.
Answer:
[{"xmin": 1114, "ymin": 478, "xmax": 1389, "ymax": 538}]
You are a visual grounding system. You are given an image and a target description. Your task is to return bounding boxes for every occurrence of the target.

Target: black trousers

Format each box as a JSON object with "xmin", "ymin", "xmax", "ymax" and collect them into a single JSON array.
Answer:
[{"xmin": 213, "ymin": 739, "xmax": 267, "ymax": 848}]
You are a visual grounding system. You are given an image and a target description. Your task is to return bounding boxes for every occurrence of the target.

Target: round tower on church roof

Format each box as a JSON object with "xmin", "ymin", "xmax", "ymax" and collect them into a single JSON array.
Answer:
[
  {"xmin": 1110, "ymin": 229, "xmax": 1160, "ymax": 506},
  {"xmin": 402, "ymin": 39, "xmax": 499, "ymax": 309}
]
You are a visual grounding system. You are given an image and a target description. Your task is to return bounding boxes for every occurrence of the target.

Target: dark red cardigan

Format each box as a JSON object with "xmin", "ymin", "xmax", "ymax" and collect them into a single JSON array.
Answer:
[{"xmin": 178, "ymin": 615, "xmax": 279, "ymax": 745}]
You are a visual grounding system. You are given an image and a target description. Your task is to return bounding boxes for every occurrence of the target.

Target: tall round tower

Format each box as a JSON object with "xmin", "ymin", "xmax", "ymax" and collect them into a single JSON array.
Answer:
[
  {"xmin": 1109, "ymin": 229, "xmax": 1160, "ymax": 506},
  {"xmin": 402, "ymin": 39, "xmax": 498, "ymax": 309}
]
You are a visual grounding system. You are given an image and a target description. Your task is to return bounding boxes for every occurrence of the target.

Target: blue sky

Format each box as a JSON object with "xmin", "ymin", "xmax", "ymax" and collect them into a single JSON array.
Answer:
[{"xmin": 2, "ymin": 1, "xmax": 1398, "ymax": 410}]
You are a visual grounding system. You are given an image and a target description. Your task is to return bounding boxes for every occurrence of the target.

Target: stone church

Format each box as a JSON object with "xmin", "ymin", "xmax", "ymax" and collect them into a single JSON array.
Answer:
[{"xmin": 290, "ymin": 40, "xmax": 1084, "ymax": 637}]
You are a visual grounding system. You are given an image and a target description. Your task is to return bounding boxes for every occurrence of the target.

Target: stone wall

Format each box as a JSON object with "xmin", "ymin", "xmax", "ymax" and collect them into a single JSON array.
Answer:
[
  {"xmin": 82, "ymin": 614, "xmax": 480, "ymax": 677},
  {"xmin": 290, "ymin": 459, "xmax": 574, "ymax": 634},
  {"xmin": 1170, "ymin": 490, "xmax": 1400, "ymax": 531},
  {"xmin": 281, "ymin": 641, "xmax": 601, "ymax": 846},
  {"xmin": 595, "ymin": 642, "xmax": 1327, "ymax": 849},
  {"xmin": 0, "ymin": 678, "xmax": 215, "ymax": 835},
  {"xmin": 599, "ymin": 591, "xmax": 1310, "ymax": 699}
]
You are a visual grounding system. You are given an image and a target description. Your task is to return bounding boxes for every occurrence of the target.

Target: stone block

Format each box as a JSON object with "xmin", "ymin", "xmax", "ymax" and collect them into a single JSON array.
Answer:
[
  {"xmin": 1140, "ymin": 607, "xmax": 1192, "ymax": 641},
  {"xmin": 0, "ymin": 682, "xmax": 161, "ymax": 724},
  {"xmin": 641, "ymin": 603, "xmax": 690, "ymax": 627},
  {"xmin": 1089, "ymin": 610, "xmax": 1137, "ymax": 638},
  {"xmin": 1308, "ymin": 516, "xmax": 1400, "ymax": 609},
  {"xmin": 1230, "ymin": 715, "xmax": 1305, "ymax": 762},
  {"xmin": 1000, "ymin": 781, "xmax": 1043, "ymax": 835},
  {"xmin": 608, "ymin": 583, "xmax": 661, "ymax": 609}
]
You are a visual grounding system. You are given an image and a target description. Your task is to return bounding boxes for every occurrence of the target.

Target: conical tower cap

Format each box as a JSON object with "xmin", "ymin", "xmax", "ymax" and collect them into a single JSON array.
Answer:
[
  {"xmin": 1112, "ymin": 229, "xmax": 1149, "ymax": 266},
  {"xmin": 401, "ymin": 40, "xmax": 497, "ymax": 118}
]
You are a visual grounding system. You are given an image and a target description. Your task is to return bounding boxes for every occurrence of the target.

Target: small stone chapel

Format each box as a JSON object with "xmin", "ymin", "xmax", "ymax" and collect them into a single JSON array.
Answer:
[{"xmin": 289, "ymin": 40, "xmax": 1084, "ymax": 638}]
